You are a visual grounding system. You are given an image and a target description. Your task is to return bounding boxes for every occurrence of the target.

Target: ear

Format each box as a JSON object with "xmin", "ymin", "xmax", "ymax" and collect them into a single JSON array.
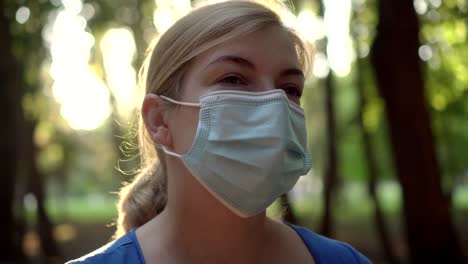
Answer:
[{"xmin": 141, "ymin": 94, "xmax": 172, "ymax": 147}]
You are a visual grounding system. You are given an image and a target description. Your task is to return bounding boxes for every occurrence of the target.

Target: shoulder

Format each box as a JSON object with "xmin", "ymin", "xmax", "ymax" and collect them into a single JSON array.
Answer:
[
  {"xmin": 66, "ymin": 230, "xmax": 144, "ymax": 264},
  {"xmin": 288, "ymin": 224, "xmax": 372, "ymax": 264}
]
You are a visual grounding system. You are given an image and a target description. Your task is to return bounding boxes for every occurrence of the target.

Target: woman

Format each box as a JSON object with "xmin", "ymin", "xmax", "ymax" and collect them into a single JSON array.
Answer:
[{"xmin": 69, "ymin": 1, "xmax": 371, "ymax": 263}]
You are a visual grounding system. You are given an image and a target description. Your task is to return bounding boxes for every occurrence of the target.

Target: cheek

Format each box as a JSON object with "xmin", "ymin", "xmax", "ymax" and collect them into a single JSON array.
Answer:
[{"xmin": 169, "ymin": 106, "xmax": 200, "ymax": 154}]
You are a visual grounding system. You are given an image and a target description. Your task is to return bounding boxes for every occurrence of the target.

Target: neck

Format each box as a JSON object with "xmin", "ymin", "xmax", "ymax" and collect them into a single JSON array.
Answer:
[
  {"xmin": 162, "ymin": 203, "xmax": 269, "ymax": 248},
  {"xmin": 139, "ymin": 158, "xmax": 272, "ymax": 263}
]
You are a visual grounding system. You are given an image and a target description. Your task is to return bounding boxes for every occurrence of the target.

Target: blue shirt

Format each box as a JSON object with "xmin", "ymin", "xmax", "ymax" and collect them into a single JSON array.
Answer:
[{"xmin": 67, "ymin": 224, "xmax": 371, "ymax": 263}]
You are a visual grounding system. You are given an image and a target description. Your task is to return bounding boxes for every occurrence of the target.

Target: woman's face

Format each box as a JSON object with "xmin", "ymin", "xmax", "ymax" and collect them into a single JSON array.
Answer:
[{"xmin": 168, "ymin": 25, "xmax": 305, "ymax": 155}]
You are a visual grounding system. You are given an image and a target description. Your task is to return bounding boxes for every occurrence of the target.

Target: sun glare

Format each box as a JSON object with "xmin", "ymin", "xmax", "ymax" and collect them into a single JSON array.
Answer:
[
  {"xmin": 323, "ymin": 0, "xmax": 353, "ymax": 77},
  {"xmin": 153, "ymin": 0, "xmax": 191, "ymax": 34},
  {"xmin": 296, "ymin": 10, "xmax": 325, "ymax": 43},
  {"xmin": 278, "ymin": 1, "xmax": 352, "ymax": 78},
  {"xmin": 100, "ymin": 28, "xmax": 138, "ymax": 117},
  {"xmin": 52, "ymin": 72, "xmax": 111, "ymax": 131},
  {"xmin": 43, "ymin": 0, "xmax": 353, "ymax": 131},
  {"xmin": 45, "ymin": 1, "xmax": 111, "ymax": 131}
]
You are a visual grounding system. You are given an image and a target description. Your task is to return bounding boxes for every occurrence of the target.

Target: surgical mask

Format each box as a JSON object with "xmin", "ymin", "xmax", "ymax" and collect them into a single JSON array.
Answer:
[{"xmin": 160, "ymin": 89, "xmax": 311, "ymax": 217}]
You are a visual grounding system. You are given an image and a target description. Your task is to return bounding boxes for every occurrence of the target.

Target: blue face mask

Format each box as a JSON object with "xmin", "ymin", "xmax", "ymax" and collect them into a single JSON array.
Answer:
[{"xmin": 160, "ymin": 89, "xmax": 311, "ymax": 217}]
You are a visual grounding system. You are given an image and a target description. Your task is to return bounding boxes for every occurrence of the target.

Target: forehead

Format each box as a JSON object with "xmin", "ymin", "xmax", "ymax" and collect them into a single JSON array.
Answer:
[{"xmin": 192, "ymin": 25, "xmax": 300, "ymax": 71}]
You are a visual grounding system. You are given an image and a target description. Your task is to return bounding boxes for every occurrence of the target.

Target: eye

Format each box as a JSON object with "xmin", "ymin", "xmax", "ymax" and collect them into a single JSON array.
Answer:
[
  {"xmin": 218, "ymin": 74, "xmax": 247, "ymax": 86},
  {"xmin": 281, "ymin": 86, "xmax": 302, "ymax": 97}
]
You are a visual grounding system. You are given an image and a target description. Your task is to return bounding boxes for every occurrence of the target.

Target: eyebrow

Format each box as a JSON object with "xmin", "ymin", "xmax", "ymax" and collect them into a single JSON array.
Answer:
[
  {"xmin": 206, "ymin": 55, "xmax": 255, "ymax": 70},
  {"xmin": 206, "ymin": 55, "xmax": 305, "ymax": 78},
  {"xmin": 280, "ymin": 68, "xmax": 305, "ymax": 79}
]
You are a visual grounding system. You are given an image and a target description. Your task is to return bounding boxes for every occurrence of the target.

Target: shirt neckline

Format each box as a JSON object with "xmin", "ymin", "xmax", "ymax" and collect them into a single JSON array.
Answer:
[
  {"xmin": 129, "ymin": 229, "xmax": 146, "ymax": 264},
  {"xmin": 130, "ymin": 222, "xmax": 319, "ymax": 264}
]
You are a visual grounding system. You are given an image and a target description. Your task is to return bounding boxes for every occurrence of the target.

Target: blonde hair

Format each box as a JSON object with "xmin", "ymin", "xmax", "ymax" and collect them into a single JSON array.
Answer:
[{"xmin": 114, "ymin": 0, "xmax": 312, "ymax": 238}]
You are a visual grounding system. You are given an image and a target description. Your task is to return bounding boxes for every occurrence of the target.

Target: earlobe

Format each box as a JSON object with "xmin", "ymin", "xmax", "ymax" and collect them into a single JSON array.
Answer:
[{"xmin": 141, "ymin": 94, "xmax": 172, "ymax": 147}]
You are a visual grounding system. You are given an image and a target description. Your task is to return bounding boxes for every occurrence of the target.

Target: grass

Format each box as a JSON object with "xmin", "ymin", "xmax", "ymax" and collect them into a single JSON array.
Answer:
[
  {"xmin": 23, "ymin": 194, "xmax": 118, "ymax": 225},
  {"xmin": 22, "ymin": 182, "xmax": 468, "ymax": 224}
]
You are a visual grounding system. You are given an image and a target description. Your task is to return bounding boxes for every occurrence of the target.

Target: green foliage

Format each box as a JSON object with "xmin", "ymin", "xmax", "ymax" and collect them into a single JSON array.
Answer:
[{"xmin": 417, "ymin": 2, "xmax": 468, "ymax": 189}]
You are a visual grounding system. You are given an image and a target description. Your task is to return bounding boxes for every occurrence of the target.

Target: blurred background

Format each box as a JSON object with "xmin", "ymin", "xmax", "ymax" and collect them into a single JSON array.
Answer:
[{"xmin": 1, "ymin": 0, "xmax": 467, "ymax": 263}]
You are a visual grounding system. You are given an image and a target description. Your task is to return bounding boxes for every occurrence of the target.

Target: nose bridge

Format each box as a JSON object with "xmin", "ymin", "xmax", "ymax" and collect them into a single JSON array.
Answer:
[{"xmin": 256, "ymin": 77, "xmax": 276, "ymax": 92}]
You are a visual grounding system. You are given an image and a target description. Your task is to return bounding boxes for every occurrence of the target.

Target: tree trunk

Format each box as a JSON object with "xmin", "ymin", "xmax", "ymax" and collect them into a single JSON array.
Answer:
[
  {"xmin": 355, "ymin": 58, "xmax": 399, "ymax": 264},
  {"xmin": 370, "ymin": 0, "xmax": 466, "ymax": 263},
  {"xmin": 0, "ymin": 1, "xmax": 26, "ymax": 261},
  {"xmin": 0, "ymin": 1, "xmax": 60, "ymax": 261},
  {"xmin": 320, "ymin": 71, "xmax": 338, "ymax": 237},
  {"xmin": 24, "ymin": 121, "xmax": 62, "ymax": 262},
  {"xmin": 439, "ymin": 114, "xmax": 455, "ymax": 208},
  {"xmin": 352, "ymin": 9, "xmax": 399, "ymax": 262},
  {"xmin": 317, "ymin": 0, "xmax": 338, "ymax": 238}
]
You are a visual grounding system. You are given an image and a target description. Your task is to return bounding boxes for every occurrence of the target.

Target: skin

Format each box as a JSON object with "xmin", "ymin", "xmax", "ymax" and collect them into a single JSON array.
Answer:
[{"xmin": 139, "ymin": 25, "xmax": 316, "ymax": 264}]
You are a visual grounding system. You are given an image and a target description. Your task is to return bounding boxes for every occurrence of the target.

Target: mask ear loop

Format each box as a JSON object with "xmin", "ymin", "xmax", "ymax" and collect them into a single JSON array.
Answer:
[
  {"xmin": 159, "ymin": 95, "xmax": 200, "ymax": 107},
  {"xmin": 160, "ymin": 146, "xmax": 183, "ymax": 158},
  {"xmin": 156, "ymin": 95, "xmax": 201, "ymax": 158}
]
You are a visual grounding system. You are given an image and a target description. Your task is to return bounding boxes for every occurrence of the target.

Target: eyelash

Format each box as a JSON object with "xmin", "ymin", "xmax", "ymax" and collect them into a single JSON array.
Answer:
[
  {"xmin": 217, "ymin": 74, "xmax": 302, "ymax": 97},
  {"xmin": 218, "ymin": 74, "xmax": 247, "ymax": 86},
  {"xmin": 281, "ymin": 85, "xmax": 302, "ymax": 97}
]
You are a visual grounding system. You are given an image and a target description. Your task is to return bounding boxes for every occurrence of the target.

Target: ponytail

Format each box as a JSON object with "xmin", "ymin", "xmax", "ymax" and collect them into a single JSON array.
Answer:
[{"xmin": 114, "ymin": 163, "xmax": 167, "ymax": 238}]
